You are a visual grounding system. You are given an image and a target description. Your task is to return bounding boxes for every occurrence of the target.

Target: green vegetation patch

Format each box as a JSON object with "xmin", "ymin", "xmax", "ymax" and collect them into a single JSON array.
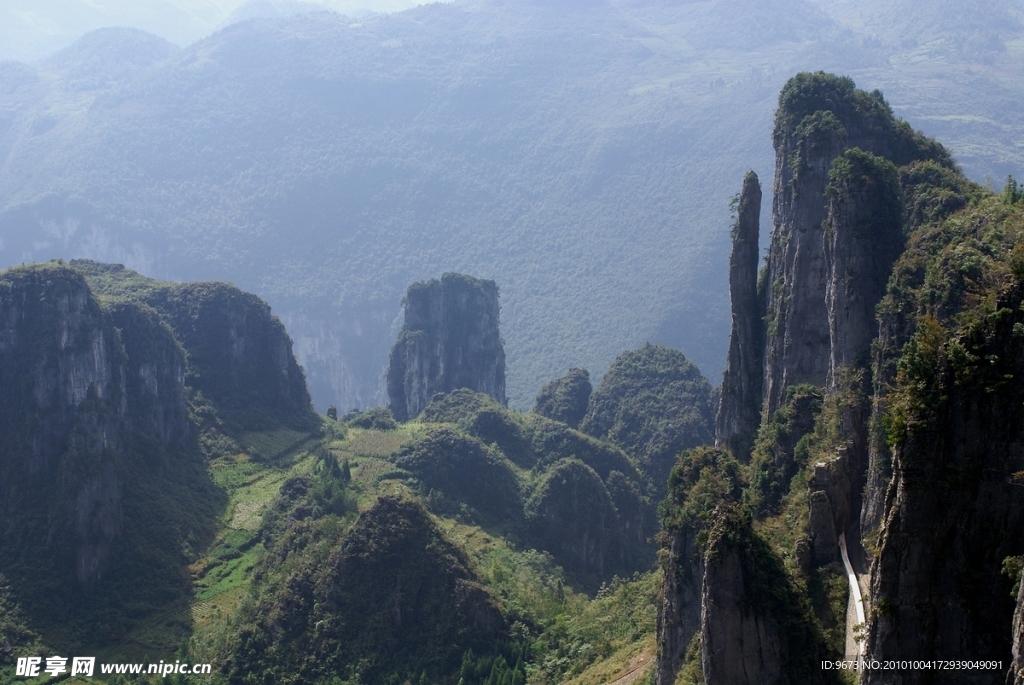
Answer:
[
  {"xmin": 581, "ymin": 344, "xmax": 714, "ymax": 495},
  {"xmin": 533, "ymin": 368, "xmax": 592, "ymax": 429},
  {"xmin": 345, "ymin": 406, "xmax": 398, "ymax": 431},
  {"xmin": 746, "ymin": 384, "xmax": 823, "ymax": 517},
  {"xmin": 229, "ymin": 496, "xmax": 508, "ymax": 685},
  {"xmin": 774, "ymin": 72, "xmax": 953, "ymax": 169},
  {"xmin": 394, "ymin": 428, "xmax": 523, "ymax": 530}
]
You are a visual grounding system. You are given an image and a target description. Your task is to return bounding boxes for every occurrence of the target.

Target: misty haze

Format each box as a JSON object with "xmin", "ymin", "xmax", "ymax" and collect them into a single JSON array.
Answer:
[{"xmin": 1, "ymin": 1, "xmax": 1024, "ymax": 683}]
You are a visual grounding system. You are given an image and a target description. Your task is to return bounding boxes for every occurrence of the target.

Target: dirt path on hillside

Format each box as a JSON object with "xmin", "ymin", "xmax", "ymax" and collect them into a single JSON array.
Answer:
[{"xmin": 605, "ymin": 648, "xmax": 654, "ymax": 685}]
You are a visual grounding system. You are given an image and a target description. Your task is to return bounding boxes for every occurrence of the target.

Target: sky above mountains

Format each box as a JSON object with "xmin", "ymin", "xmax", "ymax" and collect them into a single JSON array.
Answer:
[{"xmin": 1, "ymin": 0, "xmax": 425, "ymax": 62}]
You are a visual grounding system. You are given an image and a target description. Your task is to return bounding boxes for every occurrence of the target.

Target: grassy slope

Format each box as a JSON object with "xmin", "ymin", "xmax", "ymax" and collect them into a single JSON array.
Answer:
[
  {"xmin": 153, "ymin": 416, "xmax": 659, "ymax": 685},
  {"xmin": 0, "ymin": 395, "xmax": 661, "ymax": 683}
]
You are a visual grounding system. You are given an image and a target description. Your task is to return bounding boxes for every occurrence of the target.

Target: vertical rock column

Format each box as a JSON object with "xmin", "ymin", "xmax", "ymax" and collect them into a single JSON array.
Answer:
[
  {"xmin": 824, "ymin": 149, "xmax": 903, "ymax": 392},
  {"xmin": 700, "ymin": 507, "xmax": 786, "ymax": 685},
  {"xmin": 762, "ymin": 109, "xmax": 846, "ymax": 418},
  {"xmin": 819, "ymin": 149, "xmax": 904, "ymax": 550},
  {"xmin": 715, "ymin": 171, "xmax": 764, "ymax": 460},
  {"xmin": 387, "ymin": 273, "xmax": 506, "ymax": 422},
  {"xmin": 655, "ymin": 528, "xmax": 705, "ymax": 685},
  {"xmin": 864, "ymin": 284, "xmax": 1024, "ymax": 683},
  {"xmin": 0, "ymin": 265, "xmax": 128, "ymax": 584}
]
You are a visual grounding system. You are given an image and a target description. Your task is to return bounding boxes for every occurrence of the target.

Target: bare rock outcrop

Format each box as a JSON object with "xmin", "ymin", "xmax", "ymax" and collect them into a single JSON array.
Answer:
[
  {"xmin": 0, "ymin": 264, "xmax": 202, "ymax": 586},
  {"xmin": 715, "ymin": 170, "xmax": 764, "ymax": 460},
  {"xmin": 387, "ymin": 273, "xmax": 506, "ymax": 422},
  {"xmin": 700, "ymin": 508, "xmax": 786, "ymax": 685}
]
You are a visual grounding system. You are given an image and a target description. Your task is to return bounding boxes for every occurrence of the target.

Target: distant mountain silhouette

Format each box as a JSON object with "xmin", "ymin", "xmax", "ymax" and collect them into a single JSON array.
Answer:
[{"xmin": 1, "ymin": 0, "xmax": 1022, "ymax": 409}]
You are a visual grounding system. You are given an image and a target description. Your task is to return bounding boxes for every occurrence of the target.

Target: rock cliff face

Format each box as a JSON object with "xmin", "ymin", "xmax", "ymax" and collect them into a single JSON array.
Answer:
[
  {"xmin": 823, "ymin": 149, "xmax": 903, "ymax": 392},
  {"xmin": 282, "ymin": 303, "xmax": 395, "ymax": 411},
  {"xmin": 728, "ymin": 73, "xmax": 943, "ymax": 553},
  {"xmin": 859, "ymin": 160, "xmax": 979, "ymax": 536},
  {"xmin": 715, "ymin": 171, "xmax": 763, "ymax": 460},
  {"xmin": 72, "ymin": 260, "xmax": 316, "ymax": 431},
  {"xmin": 0, "ymin": 259, "xmax": 318, "ymax": 644},
  {"xmin": 108, "ymin": 301, "xmax": 191, "ymax": 452},
  {"xmin": 0, "ymin": 264, "xmax": 208, "ymax": 594},
  {"xmin": 145, "ymin": 282, "xmax": 314, "ymax": 429},
  {"xmin": 656, "ymin": 526, "xmax": 704, "ymax": 685},
  {"xmin": 862, "ymin": 282, "xmax": 1024, "ymax": 683},
  {"xmin": 762, "ymin": 106, "xmax": 844, "ymax": 419},
  {"xmin": 700, "ymin": 510, "xmax": 786, "ymax": 685},
  {"xmin": 387, "ymin": 273, "xmax": 506, "ymax": 422},
  {"xmin": 657, "ymin": 447, "xmax": 743, "ymax": 685},
  {"xmin": 0, "ymin": 265, "xmax": 130, "ymax": 585},
  {"xmin": 660, "ymin": 72, "xmax": 964, "ymax": 684},
  {"xmin": 815, "ymin": 149, "xmax": 906, "ymax": 563},
  {"xmin": 762, "ymin": 73, "xmax": 948, "ymax": 418}
]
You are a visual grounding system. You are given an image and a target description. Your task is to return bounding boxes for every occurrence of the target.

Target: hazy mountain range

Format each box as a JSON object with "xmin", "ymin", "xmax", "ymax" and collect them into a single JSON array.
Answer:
[
  {"xmin": 1, "ymin": 0, "xmax": 1022, "ymax": 411},
  {"xmin": 0, "ymin": 0, "xmax": 424, "ymax": 63}
]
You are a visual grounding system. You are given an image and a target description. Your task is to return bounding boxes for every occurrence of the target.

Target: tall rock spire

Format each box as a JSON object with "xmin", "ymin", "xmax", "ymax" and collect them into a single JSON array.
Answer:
[
  {"xmin": 824, "ymin": 149, "xmax": 903, "ymax": 393},
  {"xmin": 715, "ymin": 171, "xmax": 763, "ymax": 460},
  {"xmin": 762, "ymin": 108, "xmax": 845, "ymax": 418},
  {"xmin": 762, "ymin": 72, "xmax": 949, "ymax": 419}
]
